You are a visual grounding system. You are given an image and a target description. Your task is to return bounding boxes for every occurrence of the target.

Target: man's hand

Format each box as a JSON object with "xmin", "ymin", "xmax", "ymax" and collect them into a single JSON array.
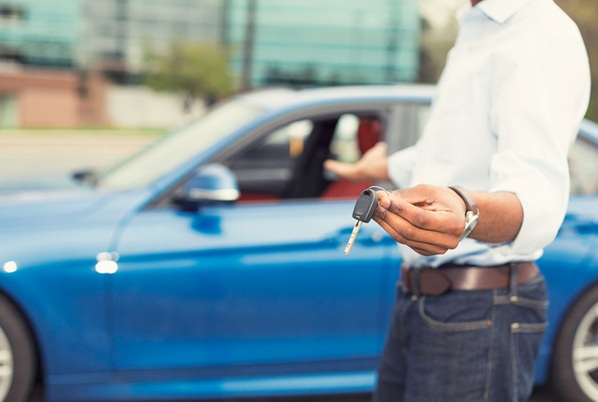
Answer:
[
  {"xmin": 373, "ymin": 184, "xmax": 524, "ymax": 256},
  {"xmin": 373, "ymin": 184, "xmax": 466, "ymax": 256},
  {"xmin": 323, "ymin": 142, "xmax": 390, "ymax": 182}
]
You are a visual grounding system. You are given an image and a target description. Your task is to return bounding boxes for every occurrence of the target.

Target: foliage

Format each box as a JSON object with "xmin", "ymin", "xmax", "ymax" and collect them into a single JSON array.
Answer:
[
  {"xmin": 418, "ymin": 2, "xmax": 598, "ymax": 121},
  {"xmin": 143, "ymin": 42, "xmax": 235, "ymax": 110},
  {"xmin": 417, "ymin": 17, "xmax": 458, "ymax": 84},
  {"xmin": 556, "ymin": 0, "xmax": 598, "ymax": 121}
]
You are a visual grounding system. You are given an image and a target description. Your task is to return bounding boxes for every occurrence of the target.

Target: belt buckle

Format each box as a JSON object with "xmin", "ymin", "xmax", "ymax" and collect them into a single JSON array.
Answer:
[
  {"xmin": 400, "ymin": 278, "xmax": 410, "ymax": 295},
  {"xmin": 411, "ymin": 268, "xmax": 421, "ymax": 296},
  {"xmin": 401, "ymin": 266, "xmax": 421, "ymax": 296}
]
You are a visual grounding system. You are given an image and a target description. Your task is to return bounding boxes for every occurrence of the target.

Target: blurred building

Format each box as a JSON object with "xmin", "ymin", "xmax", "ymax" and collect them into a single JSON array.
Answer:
[
  {"xmin": 226, "ymin": 0, "xmax": 420, "ymax": 87},
  {"xmin": 78, "ymin": 0, "xmax": 224, "ymax": 81},
  {"xmin": 0, "ymin": 0, "xmax": 224, "ymax": 74},
  {"xmin": 0, "ymin": 0, "xmax": 223, "ymax": 127},
  {"xmin": 0, "ymin": 0, "xmax": 421, "ymax": 127},
  {"xmin": 0, "ymin": 65, "xmax": 80, "ymax": 127},
  {"xmin": 0, "ymin": 0, "xmax": 78, "ymax": 67}
]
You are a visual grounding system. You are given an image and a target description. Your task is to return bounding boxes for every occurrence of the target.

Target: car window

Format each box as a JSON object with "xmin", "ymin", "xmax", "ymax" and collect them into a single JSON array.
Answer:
[
  {"xmin": 569, "ymin": 136, "xmax": 598, "ymax": 195},
  {"xmin": 266, "ymin": 119, "xmax": 313, "ymax": 157},
  {"xmin": 226, "ymin": 119, "xmax": 314, "ymax": 200},
  {"xmin": 329, "ymin": 114, "xmax": 361, "ymax": 164},
  {"xmin": 225, "ymin": 111, "xmax": 387, "ymax": 201}
]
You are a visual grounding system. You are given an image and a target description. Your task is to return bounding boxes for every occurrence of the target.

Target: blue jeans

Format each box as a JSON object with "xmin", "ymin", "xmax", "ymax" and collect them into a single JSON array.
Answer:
[{"xmin": 373, "ymin": 270, "xmax": 548, "ymax": 402}]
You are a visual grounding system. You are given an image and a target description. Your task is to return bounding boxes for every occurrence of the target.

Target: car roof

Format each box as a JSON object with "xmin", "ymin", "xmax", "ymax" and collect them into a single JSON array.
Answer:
[
  {"xmin": 234, "ymin": 84, "xmax": 437, "ymax": 111},
  {"xmin": 231, "ymin": 84, "xmax": 598, "ymax": 145},
  {"xmin": 580, "ymin": 119, "xmax": 598, "ymax": 143}
]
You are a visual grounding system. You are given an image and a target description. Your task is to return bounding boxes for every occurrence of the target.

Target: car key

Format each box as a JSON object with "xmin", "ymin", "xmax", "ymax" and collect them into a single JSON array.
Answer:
[{"xmin": 344, "ymin": 188, "xmax": 379, "ymax": 255}]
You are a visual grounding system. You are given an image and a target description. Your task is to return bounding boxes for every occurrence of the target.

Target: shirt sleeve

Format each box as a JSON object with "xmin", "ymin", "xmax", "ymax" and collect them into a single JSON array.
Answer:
[
  {"xmin": 488, "ymin": 31, "xmax": 591, "ymax": 257},
  {"xmin": 387, "ymin": 145, "xmax": 418, "ymax": 188}
]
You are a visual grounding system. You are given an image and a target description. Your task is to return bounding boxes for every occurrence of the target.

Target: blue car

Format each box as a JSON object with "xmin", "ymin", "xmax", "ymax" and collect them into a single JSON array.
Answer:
[{"xmin": 1, "ymin": 85, "xmax": 598, "ymax": 402}]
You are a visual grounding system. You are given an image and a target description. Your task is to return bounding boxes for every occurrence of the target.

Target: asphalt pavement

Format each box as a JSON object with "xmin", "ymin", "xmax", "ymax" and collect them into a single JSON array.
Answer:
[
  {"xmin": 0, "ymin": 130, "xmax": 157, "ymax": 180},
  {"xmin": 2, "ymin": 131, "xmax": 559, "ymax": 402}
]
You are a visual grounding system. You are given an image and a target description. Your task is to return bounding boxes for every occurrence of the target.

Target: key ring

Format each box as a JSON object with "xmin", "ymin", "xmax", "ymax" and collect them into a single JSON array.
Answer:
[{"xmin": 368, "ymin": 185, "xmax": 392, "ymax": 195}]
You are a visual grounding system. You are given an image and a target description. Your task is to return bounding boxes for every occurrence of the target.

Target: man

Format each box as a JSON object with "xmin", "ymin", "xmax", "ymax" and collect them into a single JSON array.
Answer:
[{"xmin": 324, "ymin": 0, "xmax": 591, "ymax": 400}]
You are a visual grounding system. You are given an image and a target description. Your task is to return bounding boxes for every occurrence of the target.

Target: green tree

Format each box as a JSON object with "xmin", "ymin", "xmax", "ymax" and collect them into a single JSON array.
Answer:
[
  {"xmin": 556, "ymin": 0, "xmax": 598, "ymax": 121},
  {"xmin": 418, "ymin": 16, "xmax": 458, "ymax": 84},
  {"xmin": 143, "ymin": 42, "xmax": 235, "ymax": 111}
]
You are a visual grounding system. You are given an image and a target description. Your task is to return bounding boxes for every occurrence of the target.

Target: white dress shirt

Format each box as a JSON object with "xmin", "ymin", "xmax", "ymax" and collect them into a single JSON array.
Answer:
[{"xmin": 388, "ymin": 0, "xmax": 591, "ymax": 268}]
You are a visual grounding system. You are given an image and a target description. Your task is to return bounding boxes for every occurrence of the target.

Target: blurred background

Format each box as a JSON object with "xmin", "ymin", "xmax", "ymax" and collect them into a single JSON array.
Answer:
[
  {"xmin": 1, "ymin": 0, "xmax": 595, "ymax": 185},
  {"xmin": 0, "ymin": 2, "xmax": 594, "ymax": 401},
  {"xmin": 0, "ymin": 0, "xmax": 594, "ymax": 131}
]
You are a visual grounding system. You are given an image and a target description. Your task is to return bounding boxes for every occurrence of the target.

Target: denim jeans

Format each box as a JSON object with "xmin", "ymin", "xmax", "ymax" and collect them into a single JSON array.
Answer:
[{"xmin": 373, "ymin": 269, "xmax": 548, "ymax": 402}]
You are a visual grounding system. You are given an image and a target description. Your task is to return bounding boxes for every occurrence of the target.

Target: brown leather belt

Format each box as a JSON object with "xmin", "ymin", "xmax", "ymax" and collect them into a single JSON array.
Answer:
[{"xmin": 400, "ymin": 261, "xmax": 539, "ymax": 296}]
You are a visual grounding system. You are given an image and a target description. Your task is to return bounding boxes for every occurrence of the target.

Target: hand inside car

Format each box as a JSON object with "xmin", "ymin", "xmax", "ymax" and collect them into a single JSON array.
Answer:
[{"xmin": 323, "ymin": 142, "xmax": 390, "ymax": 182}]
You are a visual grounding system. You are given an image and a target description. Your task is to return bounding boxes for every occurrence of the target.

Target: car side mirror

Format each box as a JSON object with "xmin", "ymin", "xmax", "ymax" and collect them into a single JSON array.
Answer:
[
  {"xmin": 71, "ymin": 168, "xmax": 97, "ymax": 185},
  {"xmin": 180, "ymin": 164, "xmax": 239, "ymax": 208}
]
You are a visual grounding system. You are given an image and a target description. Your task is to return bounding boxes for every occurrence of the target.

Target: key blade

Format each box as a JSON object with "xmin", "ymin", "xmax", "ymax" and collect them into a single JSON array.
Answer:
[{"xmin": 344, "ymin": 220, "xmax": 363, "ymax": 255}]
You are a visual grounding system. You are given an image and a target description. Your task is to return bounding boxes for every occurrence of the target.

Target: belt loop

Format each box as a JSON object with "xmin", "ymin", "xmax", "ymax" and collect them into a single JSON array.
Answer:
[
  {"xmin": 412, "ymin": 268, "xmax": 421, "ymax": 296},
  {"xmin": 509, "ymin": 262, "xmax": 518, "ymax": 300}
]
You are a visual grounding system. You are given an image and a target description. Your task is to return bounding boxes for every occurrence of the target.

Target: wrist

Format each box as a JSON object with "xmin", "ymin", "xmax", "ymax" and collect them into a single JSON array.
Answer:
[{"xmin": 449, "ymin": 186, "xmax": 480, "ymax": 240}]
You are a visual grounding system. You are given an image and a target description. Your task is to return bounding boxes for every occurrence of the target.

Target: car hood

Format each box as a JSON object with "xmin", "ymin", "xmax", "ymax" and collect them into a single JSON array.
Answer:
[{"xmin": 0, "ymin": 188, "xmax": 108, "ymax": 226}]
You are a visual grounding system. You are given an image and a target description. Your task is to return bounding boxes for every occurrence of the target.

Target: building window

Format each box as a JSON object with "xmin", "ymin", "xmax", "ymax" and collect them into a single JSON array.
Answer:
[
  {"xmin": 0, "ymin": 5, "xmax": 26, "ymax": 25},
  {"xmin": 0, "ymin": 46, "xmax": 23, "ymax": 63}
]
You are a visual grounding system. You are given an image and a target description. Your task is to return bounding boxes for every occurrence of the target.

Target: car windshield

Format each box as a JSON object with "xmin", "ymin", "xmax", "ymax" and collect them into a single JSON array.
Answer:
[{"xmin": 95, "ymin": 100, "xmax": 261, "ymax": 190}]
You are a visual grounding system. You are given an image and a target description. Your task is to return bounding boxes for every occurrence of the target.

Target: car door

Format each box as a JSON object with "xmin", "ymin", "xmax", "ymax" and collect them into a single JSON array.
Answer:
[{"xmin": 108, "ymin": 104, "xmax": 405, "ymax": 377}]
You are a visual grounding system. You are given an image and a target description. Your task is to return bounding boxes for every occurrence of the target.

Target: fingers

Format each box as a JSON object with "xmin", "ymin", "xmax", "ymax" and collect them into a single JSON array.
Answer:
[
  {"xmin": 372, "ymin": 214, "xmax": 452, "ymax": 255},
  {"xmin": 324, "ymin": 141, "xmax": 390, "ymax": 182},
  {"xmin": 386, "ymin": 196, "xmax": 462, "ymax": 232},
  {"xmin": 366, "ymin": 142, "xmax": 388, "ymax": 157},
  {"xmin": 323, "ymin": 159, "xmax": 364, "ymax": 181},
  {"xmin": 373, "ymin": 209, "xmax": 461, "ymax": 253},
  {"xmin": 374, "ymin": 190, "xmax": 464, "ymax": 254}
]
